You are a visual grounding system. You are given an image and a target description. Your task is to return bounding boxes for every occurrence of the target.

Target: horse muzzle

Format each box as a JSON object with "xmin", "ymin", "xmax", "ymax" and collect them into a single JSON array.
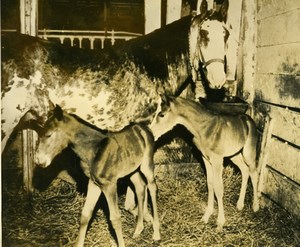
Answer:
[
  {"xmin": 35, "ymin": 154, "xmax": 52, "ymax": 168},
  {"xmin": 206, "ymin": 64, "xmax": 226, "ymax": 89}
]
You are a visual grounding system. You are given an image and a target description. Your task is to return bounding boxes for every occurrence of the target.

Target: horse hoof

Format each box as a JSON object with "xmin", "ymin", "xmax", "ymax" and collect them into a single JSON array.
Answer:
[
  {"xmin": 152, "ymin": 232, "xmax": 161, "ymax": 241},
  {"xmin": 144, "ymin": 213, "xmax": 153, "ymax": 223},
  {"xmin": 127, "ymin": 207, "xmax": 138, "ymax": 218},
  {"xmin": 216, "ymin": 225, "xmax": 223, "ymax": 232},
  {"xmin": 253, "ymin": 203, "xmax": 260, "ymax": 212},
  {"xmin": 201, "ymin": 215, "xmax": 209, "ymax": 224},
  {"xmin": 236, "ymin": 203, "xmax": 244, "ymax": 211},
  {"xmin": 133, "ymin": 226, "xmax": 144, "ymax": 238}
]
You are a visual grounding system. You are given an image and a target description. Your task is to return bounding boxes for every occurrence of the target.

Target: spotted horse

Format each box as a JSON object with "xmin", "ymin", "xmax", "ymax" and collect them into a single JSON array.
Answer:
[{"xmin": 1, "ymin": 0, "xmax": 232, "ymax": 153}]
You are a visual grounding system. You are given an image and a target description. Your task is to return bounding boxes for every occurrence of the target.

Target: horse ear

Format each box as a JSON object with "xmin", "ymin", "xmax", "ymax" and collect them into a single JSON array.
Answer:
[
  {"xmin": 199, "ymin": 0, "xmax": 208, "ymax": 16},
  {"xmin": 219, "ymin": 0, "xmax": 229, "ymax": 22},
  {"xmin": 53, "ymin": 105, "xmax": 64, "ymax": 121}
]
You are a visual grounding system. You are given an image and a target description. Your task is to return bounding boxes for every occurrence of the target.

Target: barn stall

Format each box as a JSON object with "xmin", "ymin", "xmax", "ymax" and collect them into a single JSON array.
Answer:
[{"xmin": 2, "ymin": 0, "xmax": 300, "ymax": 246}]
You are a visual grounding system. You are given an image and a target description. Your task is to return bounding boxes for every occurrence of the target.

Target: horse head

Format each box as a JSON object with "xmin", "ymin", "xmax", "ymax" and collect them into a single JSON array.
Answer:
[
  {"xmin": 35, "ymin": 105, "xmax": 70, "ymax": 167},
  {"xmin": 189, "ymin": 0, "xmax": 230, "ymax": 89}
]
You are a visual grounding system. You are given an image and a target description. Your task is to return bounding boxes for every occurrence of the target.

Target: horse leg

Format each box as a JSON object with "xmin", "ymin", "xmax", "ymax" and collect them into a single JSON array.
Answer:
[
  {"xmin": 124, "ymin": 185, "xmax": 152, "ymax": 223},
  {"xmin": 249, "ymin": 168, "xmax": 260, "ymax": 212},
  {"xmin": 202, "ymin": 157, "xmax": 215, "ymax": 224},
  {"xmin": 211, "ymin": 157, "xmax": 225, "ymax": 231},
  {"xmin": 242, "ymin": 148, "xmax": 260, "ymax": 212},
  {"xmin": 129, "ymin": 172, "xmax": 146, "ymax": 238},
  {"xmin": 124, "ymin": 187, "xmax": 137, "ymax": 215},
  {"xmin": 243, "ymin": 119, "xmax": 260, "ymax": 212},
  {"xmin": 76, "ymin": 179, "xmax": 101, "ymax": 247},
  {"xmin": 102, "ymin": 183, "xmax": 125, "ymax": 247},
  {"xmin": 230, "ymin": 154, "xmax": 250, "ymax": 211},
  {"xmin": 140, "ymin": 161, "xmax": 160, "ymax": 241}
]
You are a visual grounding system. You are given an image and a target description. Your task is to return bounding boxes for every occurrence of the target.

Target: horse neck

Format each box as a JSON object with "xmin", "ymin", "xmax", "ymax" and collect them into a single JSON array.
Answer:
[
  {"xmin": 174, "ymin": 99, "xmax": 213, "ymax": 138},
  {"xmin": 67, "ymin": 117, "xmax": 107, "ymax": 162}
]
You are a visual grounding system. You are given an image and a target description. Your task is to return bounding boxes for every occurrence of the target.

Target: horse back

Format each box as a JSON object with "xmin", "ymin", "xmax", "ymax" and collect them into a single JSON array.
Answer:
[{"xmin": 91, "ymin": 124, "xmax": 154, "ymax": 185}]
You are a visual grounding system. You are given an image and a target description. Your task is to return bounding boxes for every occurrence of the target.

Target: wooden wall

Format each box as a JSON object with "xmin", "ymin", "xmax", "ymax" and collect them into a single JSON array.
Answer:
[{"xmin": 252, "ymin": 0, "xmax": 300, "ymax": 217}]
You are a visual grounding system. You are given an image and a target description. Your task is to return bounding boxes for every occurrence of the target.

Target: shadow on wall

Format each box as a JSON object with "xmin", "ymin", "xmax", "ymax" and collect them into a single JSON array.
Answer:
[{"xmin": 277, "ymin": 62, "xmax": 300, "ymax": 99}]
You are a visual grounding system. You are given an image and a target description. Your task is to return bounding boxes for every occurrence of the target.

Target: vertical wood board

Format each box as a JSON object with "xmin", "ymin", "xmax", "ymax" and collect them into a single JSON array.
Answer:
[
  {"xmin": 166, "ymin": 0, "xmax": 182, "ymax": 24},
  {"xmin": 238, "ymin": 0, "xmax": 256, "ymax": 103},
  {"xmin": 144, "ymin": 0, "xmax": 162, "ymax": 34}
]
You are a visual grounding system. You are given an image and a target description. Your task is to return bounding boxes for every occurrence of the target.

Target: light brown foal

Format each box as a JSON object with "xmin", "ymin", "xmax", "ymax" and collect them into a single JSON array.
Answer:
[{"xmin": 150, "ymin": 96, "xmax": 259, "ymax": 231}]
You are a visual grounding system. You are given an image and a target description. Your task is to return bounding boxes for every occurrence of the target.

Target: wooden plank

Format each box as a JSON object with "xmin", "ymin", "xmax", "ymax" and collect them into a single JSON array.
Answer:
[
  {"xmin": 253, "ymin": 103, "xmax": 300, "ymax": 145},
  {"xmin": 22, "ymin": 129, "xmax": 35, "ymax": 193},
  {"xmin": 238, "ymin": 0, "xmax": 256, "ymax": 103},
  {"xmin": 144, "ymin": 0, "xmax": 161, "ymax": 34},
  {"xmin": 166, "ymin": 0, "xmax": 182, "ymax": 24},
  {"xmin": 257, "ymin": 0, "xmax": 300, "ymax": 20},
  {"xmin": 20, "ymin": 0, "xmax": 38, "ymax": 36},
  {"xmin": 225, "ymin": 0, "xmax": 242, "ymax": 83},
  {"xmin": 256, "ymin": 43, "xmax": 300, "ymax": 75},
  {"xmin": 267, "ymin": 137, "xmax": 300, "ymax": 184},
  {"xmin": 263, "ymin": 167, "xmax": 300, "ymax": 217},
  {"xmin": 270, "ymin": 106, "xmax": 300, "ymax": 146},
  {"xmin": 257, "ymin": 9, "xmax": 300, "ymax": 46},
  {"xmin": 255, "ymin": 74, "xmax": 300, "ymax": 108}
]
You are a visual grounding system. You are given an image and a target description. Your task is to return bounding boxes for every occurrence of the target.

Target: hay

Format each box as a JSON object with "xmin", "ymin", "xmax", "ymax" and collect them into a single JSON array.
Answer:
[{"xmin": 2, "ymin": 164, "xmax": 300, "ymax": 247}]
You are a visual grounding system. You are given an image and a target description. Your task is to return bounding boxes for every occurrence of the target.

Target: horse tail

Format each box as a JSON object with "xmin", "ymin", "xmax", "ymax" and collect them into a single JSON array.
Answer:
[{"xmin": 242, "ymin": 116, "xmax": 258, "ymax": 172}]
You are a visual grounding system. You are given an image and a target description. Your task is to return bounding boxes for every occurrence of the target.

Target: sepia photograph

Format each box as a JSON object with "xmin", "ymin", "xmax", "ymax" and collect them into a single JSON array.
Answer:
[{"xmin": 1, "ymin": 0, "xmax": 300, "ymax": 246}]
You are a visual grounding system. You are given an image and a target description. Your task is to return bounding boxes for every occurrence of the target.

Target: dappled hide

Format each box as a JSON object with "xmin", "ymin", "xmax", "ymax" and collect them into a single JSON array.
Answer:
[{"xmin": 1, "ymin": 1, "xmax": 230, "ymax": 151}]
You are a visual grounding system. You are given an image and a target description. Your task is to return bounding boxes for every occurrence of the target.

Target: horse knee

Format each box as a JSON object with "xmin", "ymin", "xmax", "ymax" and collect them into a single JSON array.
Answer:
[{"xmin": 80, "ymin": 210, "xmax": 92, "ymax": 226}]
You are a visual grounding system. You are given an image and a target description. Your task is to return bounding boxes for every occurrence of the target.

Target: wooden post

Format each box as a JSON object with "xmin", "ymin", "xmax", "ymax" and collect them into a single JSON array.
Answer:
[
  {"xmin": 144, "ymin": 0, "xmax": 162, "ymax": 34},
  {"xmin": 20, "ymin": 0, "xmax": 38, "ymax": 36},
  {"xmin": 166, "ymin": 0, "xmax": 182, "ymax": 24},
  {"xmin": 225, "ymin": 0, "xmax": 243, "ymax": 96},
  {"xmin": 22, "ymin": 129, "xmax": 35, "ymax": 193},
  {"xmin": 238, "ymin": 0, "xmax": 257, "ymax": 103},
  {"xmin": 20, "ymin": 0, "xmax": 38, "ymax": 193}
]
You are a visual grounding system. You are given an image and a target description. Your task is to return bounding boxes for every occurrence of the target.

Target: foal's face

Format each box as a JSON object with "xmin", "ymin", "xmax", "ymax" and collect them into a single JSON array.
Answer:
[
  {"xmin": 199, "ymin": 19, "xmax": 229, "ymax": 89},
  {"xmin": 35, "ymin": 116, "xmax": 69, "ymax": 168},
  {"xmin": 150, "ymin": 99, "xmax": 178, "ymax": 141}
]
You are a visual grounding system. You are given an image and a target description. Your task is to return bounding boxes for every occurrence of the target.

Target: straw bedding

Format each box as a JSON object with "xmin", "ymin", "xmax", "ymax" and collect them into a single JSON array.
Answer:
[{"xmin": 2, "ymin": 162, "xmax": 300, "ymax": 247}]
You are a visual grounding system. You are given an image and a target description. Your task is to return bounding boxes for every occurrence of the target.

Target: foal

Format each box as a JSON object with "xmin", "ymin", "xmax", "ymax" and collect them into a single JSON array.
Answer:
[
  {"xmin": 35, "ymin": 105, "xmax": 160, "ymax": 247},
  {"xmin": 150, "ymin": 96, "xmax": 260, "ymax": 231}
]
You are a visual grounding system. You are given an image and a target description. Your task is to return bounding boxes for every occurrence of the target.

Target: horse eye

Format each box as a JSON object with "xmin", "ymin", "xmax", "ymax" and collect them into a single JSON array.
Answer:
[
  {"xmin": 158, "ymin": 112, "xmax": 165, "ymax": 118},
  {"xmin": 45, "ymin": 133, "xmax": 52, "ymax": 138},
  {"xmin": 200, "ymin": 30, "xmax": 208, "ymax": 38}
]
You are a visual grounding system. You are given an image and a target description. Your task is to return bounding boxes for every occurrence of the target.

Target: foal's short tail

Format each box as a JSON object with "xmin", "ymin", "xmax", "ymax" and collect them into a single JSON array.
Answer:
[{"xmin": 242, "ymin": 116, "xmax": 258, "ymax": 171}]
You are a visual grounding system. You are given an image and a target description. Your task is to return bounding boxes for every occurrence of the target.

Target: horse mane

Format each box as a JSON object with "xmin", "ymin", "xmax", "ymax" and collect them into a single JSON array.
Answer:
[
  {"xmin": 69, "ymin": 113, "xmax": 108, "ymax": 135},
  {"xmin": 113, "ymin": 15, "xmax": 193, "ymax": 80}
]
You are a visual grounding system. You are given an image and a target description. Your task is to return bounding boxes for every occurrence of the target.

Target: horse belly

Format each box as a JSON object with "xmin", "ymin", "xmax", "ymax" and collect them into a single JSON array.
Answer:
[{"xmin": 201, "ymin": 119, "xmax": 247, "ymax": 157}]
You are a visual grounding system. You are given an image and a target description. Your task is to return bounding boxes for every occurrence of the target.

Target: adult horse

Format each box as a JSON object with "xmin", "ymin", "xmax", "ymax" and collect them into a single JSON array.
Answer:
[{"xmin": 1, "ymin": 0, "xmax": 231, "ymax": 152}]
